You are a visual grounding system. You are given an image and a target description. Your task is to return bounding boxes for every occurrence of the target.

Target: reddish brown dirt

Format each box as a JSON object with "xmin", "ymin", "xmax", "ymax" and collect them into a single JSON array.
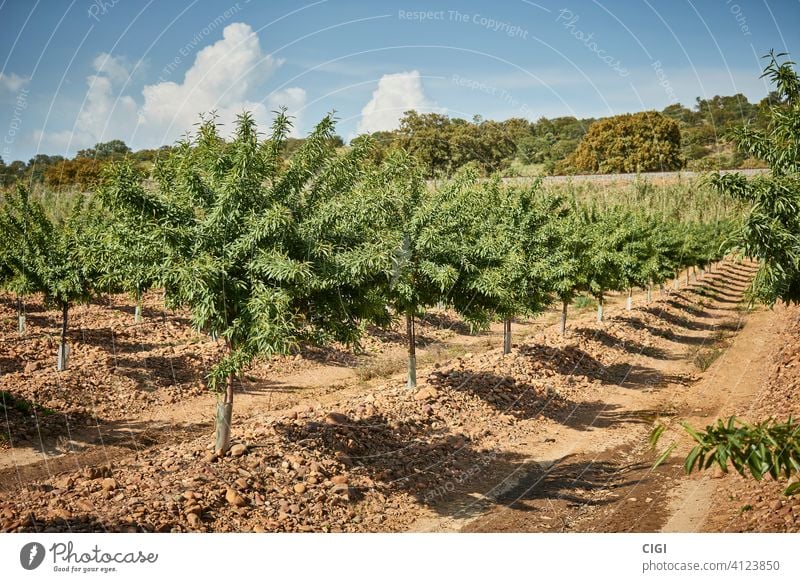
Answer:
[{"xmin": 2, "ymin": 261, "xmax": 795, "ymax": 533}]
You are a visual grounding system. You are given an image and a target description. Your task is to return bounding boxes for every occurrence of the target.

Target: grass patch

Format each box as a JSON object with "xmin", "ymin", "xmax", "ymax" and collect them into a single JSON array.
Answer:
[
  {"xmin": 687, "ymin": 330, "xmax": 730, "ymax": 372},
  {"xmin": 354, "ymin": 344, "xmax": 468, "ymax": 383},
  {"xmin": 573, "ymin": 295, "xmax": 597, "ymax": 310},
  {"xmin": 355, "ymin": 359, "xmax": 406, "ymax": 382}
]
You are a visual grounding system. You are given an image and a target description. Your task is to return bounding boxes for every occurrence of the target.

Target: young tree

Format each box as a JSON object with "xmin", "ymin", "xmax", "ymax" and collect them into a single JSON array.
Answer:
[
  {"xmin": 103, "ymin": 111, "xmax": 387, "ymax": 453},
  {"xmin": 0, "ymin": 185, "xmax": 98, "ymax": 369},
  {"xmin": 548, "ymin": 207, "xmax": 590, "ymax": 334},
  {"xmin": 487, "ymin": 183, "xmax": 562, "ymax": 353},
  {"xmin": 95, "ymin": 164, "xmax": 166, "ymax": 322},
  {"xmin": 581, "ymin": 206, "xmax": 628, "ymax": 322}
]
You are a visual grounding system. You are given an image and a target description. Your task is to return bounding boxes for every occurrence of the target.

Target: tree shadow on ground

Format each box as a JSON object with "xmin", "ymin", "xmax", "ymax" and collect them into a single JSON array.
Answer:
[
  {"xmin": 112, "ymin": 354, "xmax": 200, "ymax": 389},
  {"xmin": 615, "ymin": 314, "xmax": 709, "ymax": 346},
  {"xmin": 272, "ymin": 413, "xmax": 537, "ymax": 511},
  {"xmin": 571, "ymin": 327, "xmax": 673, "ymax": 360},
  {"xmin": 492, "ymin": 455, "xmax": 651, "ymax": 510},
  {"xmin": 640, "ymin": 306, "xmax": 741, "ymax": 333},
  {"xmin": 272, "ymin": 412, "xmax": 662, "ymax": 524},
  {"xmin": 428, "ymin": 364, "xmax": 679, "ymax": 427},
  {"xmin": 0, "ymin": 390, "xmax": 106, "ymax": 455}
]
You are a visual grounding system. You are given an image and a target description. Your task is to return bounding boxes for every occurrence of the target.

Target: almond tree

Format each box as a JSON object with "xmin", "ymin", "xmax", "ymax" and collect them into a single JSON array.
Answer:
[
  {"xmin": 548, "ymin": 207, "xmax": 590, "ymax": 335},
  {"xmin": 486, "ymin": 182, "xmax": 562, "ymax": 353},
  {"xmin": 103, "ymin": 111, "xmax": 385, "ymax": 453},
  {"xmin": 0, "ymin": 185, "xmax": 98, "ymax": 369},
  {"xmin": 95, "ymin": 164, "xmax": 166, "ymax": 322}
]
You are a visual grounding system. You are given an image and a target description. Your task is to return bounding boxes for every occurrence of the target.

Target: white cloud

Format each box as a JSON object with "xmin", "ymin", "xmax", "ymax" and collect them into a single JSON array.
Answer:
[
  {"xmin": 92, "ymin": 53, "xmax": 132, "ymax": 85},
  {"xmin": 35, "ymin": 52, "xmax": 138, "ymax": 153},
  {"xmin": 356, "ymin": 71, "xmax": 438, "ymax": 134},
  {"xmin": 139, "ymin": 22, "xmax": 282, "ymax": 142},
  {"xmin": 0, "ymin": 72, "xmax": 29, "ymax": 92},
  {"xmin": 36, "ymin": 23, "xmax": 299, "ymax": 153}
]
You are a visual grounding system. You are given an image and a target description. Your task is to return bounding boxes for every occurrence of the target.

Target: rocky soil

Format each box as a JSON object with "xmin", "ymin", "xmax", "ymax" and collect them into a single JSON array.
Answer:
[
  {"xmin": 702, "ymin": 303, "xmax": 800, "ymax": 533},
  {"xmin": 2, "ymin": 261, "xmax": 797, "ymax": 533}
]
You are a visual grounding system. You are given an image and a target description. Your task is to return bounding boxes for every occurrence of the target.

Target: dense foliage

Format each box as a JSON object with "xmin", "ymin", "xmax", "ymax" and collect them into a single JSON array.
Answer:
[
  {"xmin": 567, "ymin": 112, "xmax": 683, "ymax": 173},
  {"xmin": 0, "ymin": 110, "xmax": 735, "ymax": 452}
]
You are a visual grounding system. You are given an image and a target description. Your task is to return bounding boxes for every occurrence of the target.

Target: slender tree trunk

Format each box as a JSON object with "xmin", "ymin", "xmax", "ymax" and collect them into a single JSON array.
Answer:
[
  {"xmin": 503, "ymin": 318, "xmax": 512, "ymax": 355},
  {"xmin": 686, "ymin": 269, "xmax": 690, "ymax": 286},
  {"xmin": 406, "ymin": 311, "xmax": 416, "ymax": 389},
  {"xmin": 559, "ymin": 300, "xmax": 568, "ymax": 335},
  {"xmin": 134, "ymin": 288, "xmax": 143, "ymax": 324},
  {"xmin": 692, "ymin": 266, "xmax": 697, "ymax": 281},
  {"xmin": 596, "ymin": 293, "xmax": 604, "ymax": 322},
  {"xmin": 647, "ymin": 280, "xmax": 653, "ymax": 303},
  {"xmin": 57, "ymin": 301, "xmax": 69, "ymax": 371},
  {"xmin": 16, "ymin": 296, "xmax": 25, "ymax": 336},
  {"xmin": 673, "ymin": 270, "xmax": 679, "ymax": 290},
  {"xmin": 215, "ymin": 372, "xmax": 234, "ymax": 456},
  {"xmin": 626, "ymin": 288, "xmax": 633, "ymax": 311},
  {"xmin": 659, "ymin": 283, "xmax": 664, "ymax": 296}
]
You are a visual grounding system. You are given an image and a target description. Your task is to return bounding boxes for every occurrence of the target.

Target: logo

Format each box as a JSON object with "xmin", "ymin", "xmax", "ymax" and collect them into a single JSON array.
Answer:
[{"xmin": 20, "ymin": 542, "xmax": 46, "ymax": 570}]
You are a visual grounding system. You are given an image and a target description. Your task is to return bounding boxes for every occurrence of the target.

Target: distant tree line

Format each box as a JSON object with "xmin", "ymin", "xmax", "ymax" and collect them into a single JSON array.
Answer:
[{"xmin": 0, "ymin": 91, "xmax": 778, "ymax": 191}]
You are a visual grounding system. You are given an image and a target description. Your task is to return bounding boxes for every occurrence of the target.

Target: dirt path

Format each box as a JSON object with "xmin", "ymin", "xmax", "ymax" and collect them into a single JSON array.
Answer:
[{"xmin": 408, "ymin": 261, "xmax": 781, "ymax": 533}]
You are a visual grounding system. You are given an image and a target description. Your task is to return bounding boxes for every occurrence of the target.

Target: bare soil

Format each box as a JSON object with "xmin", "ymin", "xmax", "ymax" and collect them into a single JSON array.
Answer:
[{"xmin": 1, "ymin": 261, "xmax": 797, "ymax": 533}]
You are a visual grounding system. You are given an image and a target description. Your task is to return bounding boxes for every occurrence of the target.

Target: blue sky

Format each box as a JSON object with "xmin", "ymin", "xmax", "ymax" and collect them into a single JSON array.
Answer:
[{"xmin": 1, "ymin": 0, "xmax": 798, "ymax": 161}]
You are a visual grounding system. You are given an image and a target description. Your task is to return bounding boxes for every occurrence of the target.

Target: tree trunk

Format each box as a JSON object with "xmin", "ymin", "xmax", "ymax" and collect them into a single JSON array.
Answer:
[
  {"xmin": 503, "ymin": 318, "xmax": 512, "ymax": 355},
  {"xmin": 673, "ymin": 270, "xmax": 679, "ymax": 290},
  {"xmin": 596, "ymin": 294, "xmax": 604, "ymax": 322},
  {"xmin": 57, "ymin": 302, "xmax": 69, "ymax": 371},
  {"xmin": 406, "ymin": 311, "xmax": 416, "ymax": 389},
  {"xmin": 626, "ymin": 288, "xmax": 633, "ymax": 311},
  {"xmin": 659, "ymin": 283, "xmax": 664, "ymax": 296},
  {"xmin": 559, "ymin": 300, "xmax": 568, "ymax": 335},
  {"xmin": 17, "ymin": 296, "xmax": 25, "ymax": 336},
  {"xmin": 215, "ymin": 372, "xmax": 234, "ymax": 456},
  {"xmin": 692, "ymin": 266, "xmax": 697, "ymax": 281},
  {"xmin": 686, "ymin": 269, "xmax": 690, "ymax": 286},
  {"xmin": 134, "ymin": 289, "xmax": 143, "ymax": 324},
  {"xmin": 647, "ymin": 280, "xmax": 653, "ymax": 303}
]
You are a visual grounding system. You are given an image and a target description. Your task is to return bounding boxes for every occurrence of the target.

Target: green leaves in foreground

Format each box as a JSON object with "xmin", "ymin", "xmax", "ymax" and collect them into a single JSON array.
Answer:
[{"xmin": 651, "ymin": 416, "xmax": 800, "ymax": 496}]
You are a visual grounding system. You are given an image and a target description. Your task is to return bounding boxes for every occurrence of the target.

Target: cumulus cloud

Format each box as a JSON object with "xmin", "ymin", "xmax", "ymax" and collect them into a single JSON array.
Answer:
[
  {"xmin": 92, "ymin": 53, "xmax": 132, "ymax": 85},
  {"xmin": 139, "ymin": 22, "xmax": 282, "ymax": 142},
  {"xmin": 35, "ymin": 52, "xmax": 138, "ymax": 153},
  {"xmin": 356, "ymin": 71, "xmax": 438, "ymax": 134},
  {"xmin": 0, "ymin": 72, "xmax": 29, "ymax": 92},
  {"xmin": 36, "ymin": 23, "xmax": 305, "ymax": 153}
]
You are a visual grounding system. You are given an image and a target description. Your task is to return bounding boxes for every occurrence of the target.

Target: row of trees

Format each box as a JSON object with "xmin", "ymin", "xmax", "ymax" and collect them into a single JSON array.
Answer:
[
  {"xmin": 655, "ymin": 52, "xmax": 800, "ymax": 496},
  {"xmin": 0, "ymin": 90, "xmax": 775, "ymax": 191},
  {"xmin": 0, "ymin": 108, "xmax": 731, "ymax": 455}
]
